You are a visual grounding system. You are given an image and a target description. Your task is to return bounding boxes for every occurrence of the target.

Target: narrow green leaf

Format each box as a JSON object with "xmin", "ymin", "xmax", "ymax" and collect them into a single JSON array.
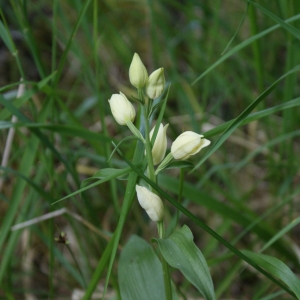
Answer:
[
  {"xmin": 241, "ymin": 250, "xmax": 300, "ymax": 299},
  {"xmin": 192, "ymin": 14, "xmax": 300, "ymax": 85},
  {"xmin": 221, "ymin": 3, "xmax": 249, "ymax": 55},
  {"xmin": 154, "ymin": 225, "xmax": 216, "ymax": 300},
  {"xmin": 260, "ymin": 216, "xmax": 300, "ymax": 253},
  {"xmin": 192, "ymin": 66, "xmax": 300, "ymax": 171},
  {"xmin": 52, "ymin": 166, "xmax": 133, "ymax": 205},
  {"xmin": 92, "ymin": 168, "xmax": 131, "ymax": 180},
  {"xmin": 119, "ymin": 235, "xmax": 165, "ymax": 300},
  {"xmin": 0, "ymin": 19, "xmax": 14, "ymax": 52},
  {"xmin": 108, "ymin": 136, "xmax": 140, "ymax": 162},
  {"xmin": 204, "ymin": 96, "xmax": 300, "ymax": 138},
  {"xmin": 249, "ymin": 1, "xmax": 300, "ymax": 40}
]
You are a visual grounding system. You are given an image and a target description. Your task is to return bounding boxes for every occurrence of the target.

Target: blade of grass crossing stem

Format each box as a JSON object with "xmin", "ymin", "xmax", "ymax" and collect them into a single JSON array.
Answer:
[
  {"xmin": 192, "ymin": 65, "xmax": 300, "ymax": 171},
  {"xmin": 116, "ymin": 149, "xmax": 297, "ymax": 297},
  {"xmin": 248, "ymin": 1, "xmax": 300, "ymax": 40},
  {"xmin": 52, "ymin": 166, "xmax": 135, "ymax": 205},
  {"xmin": 102, "ymin": 140, "xmax": 145, "ymax": 299},
  {"xmin": 203, "ymin": 97, "xmax": 300, "ymax": 138},
  {"xmin": 191, "ymin": 14, "xmax": 300, "ymax": 85}
]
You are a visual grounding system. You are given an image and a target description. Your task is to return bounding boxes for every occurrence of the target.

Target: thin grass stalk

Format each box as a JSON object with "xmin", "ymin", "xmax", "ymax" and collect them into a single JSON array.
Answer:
[
  {"xmin": 93, "ymin": 0, "xmax": 119, "ymax": 214},
  {"xmin": 249, "ymin": 4, "xmax": 264, "ymax": 94}
]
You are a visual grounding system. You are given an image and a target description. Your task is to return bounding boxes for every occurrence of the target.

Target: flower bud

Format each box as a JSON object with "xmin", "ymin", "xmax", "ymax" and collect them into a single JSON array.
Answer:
[
  {"xmin": 108, "ymin": 92, "xmax": 136, "ymax": 125},
  {"xmin": 171, "ymin": 131, "xmax": 211, "ymax": 160},
  {"xmin": 129, "ymin": 53, "xmax": 148, "ymax": 89},
  {"xmin": 136, "ymin": 185, "xmax": 164, "ymax": 222},
  {"xmin": 146, "ymin": 68, "xmax": 165, "ymax": 99},
  {"xmin": 149, "ymin": 123, "xmax": 169, "ymax": 165}
]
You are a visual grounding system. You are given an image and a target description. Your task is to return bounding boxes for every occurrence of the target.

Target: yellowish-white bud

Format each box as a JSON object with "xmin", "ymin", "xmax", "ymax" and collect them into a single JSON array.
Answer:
[
  {"xmin": 108, "ymin": 92, "xmax": 136, "ymax": 125},
  {"xmin": 136, "ymin": 185, "xmax": 164, "ymax": 222},
  {"xmin": 149, "ymin": 123, "xmax": 169, "ymax": 165},
  {"xmin": 146, "ymin": 68, "xmax": 165, "ymax": 99},
  {"xmin": 171, "ymin": 131, "xmax": 211, "ymax": 160},
  {"xmin": 129, "ymin": 53, "xmax": 148, "ymax": 89}
]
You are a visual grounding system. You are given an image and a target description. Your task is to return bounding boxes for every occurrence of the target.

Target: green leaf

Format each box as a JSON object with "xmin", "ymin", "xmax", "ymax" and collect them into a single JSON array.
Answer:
[
  {"xmin": 52, "ymin": 166, "xmax": 134, "ymax": 205},
  {"xmin": 204, "ymin": 96, "xmax": 300, "ymax": 138},
  {"xmin": 119, "ymin": 235, "xmax": 165, "ymax": 300},
  {"xmin": 191, "ymin": 14, "xmax": 300, "ymax": 85},
  {"xmin": 108, "ymin": 136, "xmax": 140, "ymax": 162},
  {"xmin": 192, "ymin": 66, "xmax": 300, "ymax": 171},
  {"xmin": 248, "ymin": 1, "xmax": 300, "ymax": 40},
  {"xmin": 154, "ymin": 225, "xmax": 216, "ymax": 300},
  {"xmin": 241, "ymin": 250, "xmax": 300, "ymax": 299},
  {"xmin": 0, "ymin": 19, "xmax": 15, "ymax": 52},
  {"xmin": 149, "ymin": 99, "xmax": 164, "ymax": 118}
]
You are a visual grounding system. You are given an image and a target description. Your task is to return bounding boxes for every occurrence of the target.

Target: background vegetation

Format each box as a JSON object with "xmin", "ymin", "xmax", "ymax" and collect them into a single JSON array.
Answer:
[{"xmin": 0, "ymin": 0, "xmax": 300, "ymax": 299}]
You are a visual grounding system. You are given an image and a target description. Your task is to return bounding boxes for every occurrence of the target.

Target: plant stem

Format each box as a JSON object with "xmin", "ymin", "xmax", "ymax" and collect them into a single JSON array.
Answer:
[
  {"xmin": 139, "ymin": 89, "xmax": 172, "ymax": 300},
  {"xmin": 175, "ymin": 169, "xmax": 185, "ymax": 227},
  {"xmin": 157, "ymin": 221, "xmax": 172, "ymax": 300}
]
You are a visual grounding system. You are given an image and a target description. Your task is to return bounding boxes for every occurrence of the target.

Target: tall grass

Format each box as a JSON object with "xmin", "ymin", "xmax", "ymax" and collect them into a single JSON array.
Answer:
[{"xmin": 0, "ymin": 0, "xmax": 300, "ymax": 299}]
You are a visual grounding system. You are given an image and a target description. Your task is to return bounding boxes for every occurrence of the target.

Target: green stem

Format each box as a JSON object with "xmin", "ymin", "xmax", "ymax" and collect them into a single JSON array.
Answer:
[
  {"xmin": 175, "ymin": 169, "xmax": 185, "ymax": 227},
  {"xmin": 157, "ymin": 221, "xmax": 172, "ymax": 300},
  {"xmin": 139, "ymin": 89, "xmax": 172, "ymax": 299}
]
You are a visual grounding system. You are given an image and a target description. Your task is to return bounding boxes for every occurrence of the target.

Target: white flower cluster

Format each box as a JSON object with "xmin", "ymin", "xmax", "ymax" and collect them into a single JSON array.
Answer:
[{"xmin": 108, "ymin": 53, "xmax": 211, "ymax": 223}]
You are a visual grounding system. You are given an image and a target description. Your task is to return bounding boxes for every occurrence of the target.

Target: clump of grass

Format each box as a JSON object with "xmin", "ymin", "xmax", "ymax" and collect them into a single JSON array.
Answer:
[{"xmin": 0, "ymin": 1, "xmax": 300, "ymax": 299}]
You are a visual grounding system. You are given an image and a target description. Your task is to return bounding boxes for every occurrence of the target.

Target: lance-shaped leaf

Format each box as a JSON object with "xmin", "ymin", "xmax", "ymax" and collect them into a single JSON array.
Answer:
[
  {"xmin": 154, "ymin": 225, "xmax": 216, "ymax": 300},
  {"xmin": 119, "ymin": 235, "xmax": 165, "ymax": 300},
  {"xmin": 241, "ymin": 250, "xmax": 300, "ymax": 299}
]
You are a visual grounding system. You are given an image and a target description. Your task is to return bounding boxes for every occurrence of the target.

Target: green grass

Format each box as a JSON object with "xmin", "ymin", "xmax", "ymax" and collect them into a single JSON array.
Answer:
[{"xmin": 0, "ymin": 0, "xmax": 300, "ymax": 299}]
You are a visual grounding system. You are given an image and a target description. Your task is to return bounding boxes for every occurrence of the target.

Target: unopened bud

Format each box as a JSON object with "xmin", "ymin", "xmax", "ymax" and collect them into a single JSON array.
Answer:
[
  {"xmin": 149, "ymin": 123, "xmax": 169, "ymax": 165},
  {"xmin": 129, "ymin": 53, "xmax": 148, "ymax": 89},
  {"xmin": 108, "ymin": 92, "xmax": 136, "ymax": 125},
  {"xmin": 136, "ymin": 185, "xmax": 164, "ymax": 222},
  {"xmin": 146, "ymin": 68, "xmax": 165, "ymax": 99},
  {"xmin": 171, "ymin": 131, "xmax": 211, "ymax": 160}
]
